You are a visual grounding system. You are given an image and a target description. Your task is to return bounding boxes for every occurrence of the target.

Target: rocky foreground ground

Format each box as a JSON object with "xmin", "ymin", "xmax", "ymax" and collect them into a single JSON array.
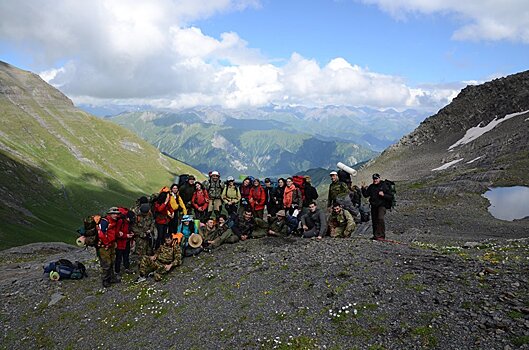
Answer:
[{"xmin": 1, "ymin": 222, "xmax": 528, "ymax": 350}]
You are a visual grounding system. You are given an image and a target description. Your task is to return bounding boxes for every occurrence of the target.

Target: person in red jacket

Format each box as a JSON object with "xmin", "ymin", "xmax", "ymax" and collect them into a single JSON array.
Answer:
[
  {"xmin": 154, "ymin": 190, "xmax": 172, "ymax": 250},
  {"xmin": 115, "ymin": 207, "xmax": 135, "ymax": 275},
  {"xmin": 249, "ymin": 178, "xmax": 266, "ymax": 219},
  {"xmin": 97, "ymin": 207, "xmax": 123, "ymax": 288},
  {"xmin": 192, "ymin": 182, "xmax": 209, "ymax": 222}
]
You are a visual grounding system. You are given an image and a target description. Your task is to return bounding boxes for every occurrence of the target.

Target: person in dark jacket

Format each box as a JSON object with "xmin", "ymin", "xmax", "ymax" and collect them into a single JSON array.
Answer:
[
  {"xmin": 179, "ymin": 175, "xmax": 196, "ymax": 213},
  {"xmin": 302, "ymin": 176, "xmax": 319, "ymax": 209},
  {"xmin": 263, "ymin": 178, "xmax": 279, "ymax": 217},
  {"xmin": 361, "ymin": 173, "xmax": 393, "ymax": 240},
  {"xmin": 300, "ymin": 202, "xmax": 327, "ymax": 239},
  {"xmin": 275, "ymin": 178, "xmax": 286, "ymax": 211}
]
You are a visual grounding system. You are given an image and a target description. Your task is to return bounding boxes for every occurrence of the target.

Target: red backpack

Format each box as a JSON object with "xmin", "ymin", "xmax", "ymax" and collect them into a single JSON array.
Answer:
[{"xmin": 292, "ymin": 176, "xmax": 306, "ymax": 202}]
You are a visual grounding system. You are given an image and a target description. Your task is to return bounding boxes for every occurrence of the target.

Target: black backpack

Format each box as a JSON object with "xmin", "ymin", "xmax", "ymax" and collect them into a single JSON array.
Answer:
[
  {"xmin": 44, "ymin": 259, "xmax": 87, "ymax": 280},
  {"xmin": 178, "ymin": 174, "xmax": 189, "ymax": 188},
  {"xmin": 383, "ymin": 180, "xmax": 397, "ymax": 209}
]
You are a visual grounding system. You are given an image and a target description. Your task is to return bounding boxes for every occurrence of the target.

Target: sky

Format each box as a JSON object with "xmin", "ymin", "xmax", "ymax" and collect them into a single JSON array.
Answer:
[{"xmin": 0, "ymin": 0, "xmax": 528, "ymax": 113}]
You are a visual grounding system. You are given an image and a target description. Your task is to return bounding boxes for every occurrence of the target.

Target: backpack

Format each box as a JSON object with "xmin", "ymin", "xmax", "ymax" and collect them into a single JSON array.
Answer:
[
  {"xmin": 337, "ymin": 169, "xmax": 352, "ymax": 185},
  {"xmin": 178, "ymin": 174, "xmax": 189, "ymax": 188},
  {"xmin": 77, "ymin": 215, "xmax": 102, "ymax": 247},
  {"xmin": 383, "ymin": 179, "xmax": 397, "ymax": 209},
  {"xmin": 292, "ymin": 176, "xmax": 306, "ymax": 202},
  {"xmin": 359, "ymin": 204, "xmax": 370, "ymax": 223},
  {"xmin": 44, "ymin": 259, "xmax": 87, "ymax": 280}
]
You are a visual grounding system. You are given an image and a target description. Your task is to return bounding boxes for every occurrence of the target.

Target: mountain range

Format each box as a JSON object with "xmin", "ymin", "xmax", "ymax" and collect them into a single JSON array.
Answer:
[
  {"xmin": 0, "ymin": 61, "xmax": 201, "ymax": 249},
  {"xmin": 105, "ymin": 106, "xmax": 426, "ymax": 177}
]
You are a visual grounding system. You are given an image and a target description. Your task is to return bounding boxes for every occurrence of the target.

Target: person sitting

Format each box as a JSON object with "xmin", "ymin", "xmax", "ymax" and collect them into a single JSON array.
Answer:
[
  {"xmin": 137, "ymin": 235, "xmax": 181, "ymax": 282},
  {"xmin": 177, "ymin": 215, "xmax": 202, "ymax": 257},
  {"xmin": 300, "ymin": 201, "xmax": 327, "ymax": 239},
  {"xmin": 232, "ymin": 209, "xmax": 267, "ymax": 240},
  {"xmin": 267, "ymin": 210, "xmax": 289, "ymax": 237},
  {"xmin": 208, "ymin": 214, "xmax": 239, "ymax": 249},
  {"xmin": 328, "ymin": 203, "xmax": 356, "ymax": 238}
]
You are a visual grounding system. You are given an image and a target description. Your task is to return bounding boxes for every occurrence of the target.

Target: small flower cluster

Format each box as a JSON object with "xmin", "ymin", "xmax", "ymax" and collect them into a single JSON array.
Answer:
[{"xmin": 328, "ymin": 302, "xmax": 357, "ymax": 322}]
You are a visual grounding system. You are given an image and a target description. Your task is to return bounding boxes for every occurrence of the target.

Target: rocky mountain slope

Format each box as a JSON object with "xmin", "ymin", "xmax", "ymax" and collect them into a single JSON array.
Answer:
[
  {"xmin": 0, "ymin": 61, "xmax": 202, "ymax": 249},
  {"xmin": 108, "ymin": 110, "xmax": 378, "ymax": 177},
  {"xmin": 358, "ymin": 70, "xmax": 529, "ymax": 243}
]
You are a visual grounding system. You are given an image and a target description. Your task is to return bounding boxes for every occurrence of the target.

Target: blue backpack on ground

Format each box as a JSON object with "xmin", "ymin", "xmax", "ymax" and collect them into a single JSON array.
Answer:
[
  {"xmin": 285, "ymin": 214, "xmax": 299, "ymax": 235},
  {"xmin": 44, "ymin": 259, "xmax": 87, "ymax": 280}
]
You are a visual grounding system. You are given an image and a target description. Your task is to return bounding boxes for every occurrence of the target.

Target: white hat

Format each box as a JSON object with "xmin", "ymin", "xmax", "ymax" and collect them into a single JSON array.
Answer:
[
  {"xmin": 329, "ymin": 171, "xmax": 338, "ymax": 176},
  {"xmin": 211, "ymin": 171, "xmax": 220, "ymax": 176}
]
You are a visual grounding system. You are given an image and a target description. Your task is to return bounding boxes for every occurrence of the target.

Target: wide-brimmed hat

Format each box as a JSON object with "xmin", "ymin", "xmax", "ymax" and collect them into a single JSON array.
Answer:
[
  {"xmin": 188, "ymin": 233, "xmax": 203, "ymax": 248},
  {"xmin": 107, "ymin": 207, "xmax": 120, "ymax": 214},
  {"xmin": 276, "ymin": 210, "xmax": 286, "ymax": 217}
]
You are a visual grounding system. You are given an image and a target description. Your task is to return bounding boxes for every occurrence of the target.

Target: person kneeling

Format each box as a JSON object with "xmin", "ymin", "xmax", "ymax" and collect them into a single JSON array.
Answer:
[
  {"xmin": 138, "ymin": 236, "xmax": 181, "ymax": 282},
  {"xmin": 329, "ymin": 203, "xmax": 356, "ymax": 238}
]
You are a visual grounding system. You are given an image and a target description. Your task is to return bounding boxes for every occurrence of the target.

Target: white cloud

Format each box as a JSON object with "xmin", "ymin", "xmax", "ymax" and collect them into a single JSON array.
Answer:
[
  {"xmin": 360, "ymin": 0, "xmax": 529, "ymax": 43},
  {"xmin": 0, "ymin": 0, "xmax": 461, "ymax": 111}
]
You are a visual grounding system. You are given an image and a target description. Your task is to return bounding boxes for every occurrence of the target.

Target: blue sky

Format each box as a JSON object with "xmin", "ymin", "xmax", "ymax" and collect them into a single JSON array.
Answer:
[{"xmin": 0, "ymin": 0, "xmax": 528, "ymax": 112}]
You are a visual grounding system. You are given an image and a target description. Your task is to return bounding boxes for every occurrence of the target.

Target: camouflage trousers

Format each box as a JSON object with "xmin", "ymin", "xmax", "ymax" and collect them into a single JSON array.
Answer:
[
  {"xmin": 329, "ymin": 225, "xmax": 353, "ymax": 238},
  {"xmin": 97, "ymin": 246, "xmax": 116, "ymax": 284},
  {"xmin": 210, "ymin": 228, "xmax": 239, "ymax": 248},
  {"xmin": 139, "ymin": 256, "xmax": 172, "ymax": 279},
  {"xmin": 135, "ymin": 236, "xmax": 153, "ymax": 257}
]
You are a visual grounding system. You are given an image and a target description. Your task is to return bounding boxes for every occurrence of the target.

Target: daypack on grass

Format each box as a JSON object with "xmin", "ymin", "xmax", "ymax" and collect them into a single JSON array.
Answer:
[
  {"xmin": 383, "ymin": 179, "xmax": 397, "ymax": 209},
  {"xmin": 44, "ymin": 259, "xmax": 87, "ymax": 280}
]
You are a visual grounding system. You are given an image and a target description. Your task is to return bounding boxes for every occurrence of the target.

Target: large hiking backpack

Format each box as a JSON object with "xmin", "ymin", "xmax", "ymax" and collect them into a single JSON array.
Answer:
[
  {"xmin": 77, "ymin": 215, "xmax": 102, "ymax": 247},
  {"xmin": 177, "ymin": 174, "xmax": 189, "ymax": 188},
  {"xmin": 292, "ymin": 175, "xmax": 306, "ymax": 202},
  {"xmin": 359, "ymin": 204, "xmax": 370, "ymax": 223},
  {"xmin": 383, "ymin": 179, "xmax": 397, "ymax": 209},
  {"xmin": 337, "ymin": 169, "xmax": 352, "ymax": 185},
  {"xmin": 44, "ymin": 259, "xmax": 87, "ymax": 281}
]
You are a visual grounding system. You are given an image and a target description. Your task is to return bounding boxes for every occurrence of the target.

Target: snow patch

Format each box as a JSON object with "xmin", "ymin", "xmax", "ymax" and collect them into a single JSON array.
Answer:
[
  {"xmin": 466, "ymin": 156, "xmax": 482, "ymax": 164},
  {"xmin": 448, "ymin": 110, "xmax": 529, "ymax": 150},
  {"xmin": 432, "ymin": 158, "xmax": 464, "ymax": 171}
]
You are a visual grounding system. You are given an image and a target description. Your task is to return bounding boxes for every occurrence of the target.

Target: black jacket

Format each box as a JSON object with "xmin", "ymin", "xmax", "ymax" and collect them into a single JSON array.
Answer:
[{"xmin": 361, "ymin": 181, "xmax": 393, "ymax": 208}]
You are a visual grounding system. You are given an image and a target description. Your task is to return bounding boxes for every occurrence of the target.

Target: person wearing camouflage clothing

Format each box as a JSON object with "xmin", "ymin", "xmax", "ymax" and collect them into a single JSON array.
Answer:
[
  {"xmin": 133, "ymin": 200, "xmax": 155, "ymax": 257},
  {"xmin": 267, "ymin": 210, "xmax": 289, "ymax": 237},
  {"xmin": 327, "ymin": 171, "xmax": 349, "ymax": 209},
  {"xmin": 138, "ymin": 236, "xmax": 181, "ymax": 281},
  {"xmin": 97, "ymin": 207, "xmax": 122, "ymax": 288},
  {"xmin": 203, "ymin": 171, "xmax": 224, "ymax": 219},
  {"xmin": 199, "ymin": 217, "xmax": 219, "ymax": 249},
  {"xmin": 209, "ymin": 214, "xmax": 239, "ymax": 248},
  {"xmin": 328, "ymin": 203, "xmax": 356, "ymax": 238}
]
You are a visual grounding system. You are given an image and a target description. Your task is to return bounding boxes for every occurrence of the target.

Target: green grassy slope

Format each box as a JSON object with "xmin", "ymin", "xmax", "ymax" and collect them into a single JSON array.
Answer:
[{"xmin": 0, "ymin": 62, "xmax": 202, "ymax": 249}]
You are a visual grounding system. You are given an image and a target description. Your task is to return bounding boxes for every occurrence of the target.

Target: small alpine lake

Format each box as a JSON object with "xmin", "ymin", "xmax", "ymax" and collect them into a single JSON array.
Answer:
[{"xmin": 482, "ymin": 186, "xmax": 529, "ymax": 221}]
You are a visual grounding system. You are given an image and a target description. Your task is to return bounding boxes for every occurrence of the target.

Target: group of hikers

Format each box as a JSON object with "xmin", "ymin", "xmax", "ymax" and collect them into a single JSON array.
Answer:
[{"xmin": 88, "ymin": 170, "xmax": 394, "ymax": 288}]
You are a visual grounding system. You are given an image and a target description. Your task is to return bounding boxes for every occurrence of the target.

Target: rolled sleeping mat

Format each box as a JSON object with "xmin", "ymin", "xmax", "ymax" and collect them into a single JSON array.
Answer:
[
  {"xmin": 76, "ymin": 236, "xmax": 85, "ymax": 247},
  {"xmin": 337, "ymin": 162, "xmax": 358, "ymax": 177},
  {"xmin": 49, "ymin": 271, "xmax": 60, "ymax": 281}
]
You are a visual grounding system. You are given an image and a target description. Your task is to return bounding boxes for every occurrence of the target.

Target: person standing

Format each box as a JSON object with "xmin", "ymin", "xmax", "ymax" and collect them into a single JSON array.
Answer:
[
  {"xmin": 361, "ymin": 173, "xmax": 393, "ymax": 240},
  {"xmin": 179, "ymin": 175, "xmax": 196, "ymax": 214},
  {"xmin": 168, "ymin": 183, "xmax": 187, "ymax": 235},
  {"xmin": 302, "ymin": 176, "xmax": 319, "ymax": 211},
  {"xmin": 249, "ymin": 178, "xmax": 266, "ymax": 219},
  {"xmin": 327, "ymin": 171, "xmax": 349, "ymax": 209},
  {"xmin": 204, "ymin": 171, "xmax": 224, "ymax": 219},
  {"xmin": 283, "ymin": 177, "xmax": 302, "ymax": 216},
  {"xmin": 154, "ymin": 190, "xmax": 172, "ymax": 249},
  {"xmin": 97, "ymin": 207, "xmax": 122, "ymax": 288},
  {"xmin": 191, "ymin": 182, "xmax": 210, "ymax": 222},
  {"xmin": 263, "ymin": 178, "xmax": 279, "ymax": 217},
  {"xmin": 222, "ymin": 176, "xmax": 241, "ymax": 216}
]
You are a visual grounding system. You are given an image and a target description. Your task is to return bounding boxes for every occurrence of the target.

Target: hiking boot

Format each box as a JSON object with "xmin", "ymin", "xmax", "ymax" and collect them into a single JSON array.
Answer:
[{"xmin": 154, "ymin": 273, "xmax": 162, "ymax": 282}]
